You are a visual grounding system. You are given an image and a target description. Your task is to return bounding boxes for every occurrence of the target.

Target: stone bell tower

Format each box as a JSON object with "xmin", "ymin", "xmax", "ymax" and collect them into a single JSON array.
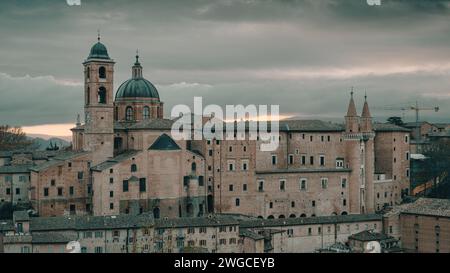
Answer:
[{"xmin": 82, "ymin": 35, "xmax": 115, "ymax": 165}]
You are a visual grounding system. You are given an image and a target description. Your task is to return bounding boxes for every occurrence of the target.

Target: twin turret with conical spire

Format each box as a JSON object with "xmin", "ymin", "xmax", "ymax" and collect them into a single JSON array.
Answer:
[{"xmin": 345, "ymin": 89, "xmax": 373, "ymax": 134}]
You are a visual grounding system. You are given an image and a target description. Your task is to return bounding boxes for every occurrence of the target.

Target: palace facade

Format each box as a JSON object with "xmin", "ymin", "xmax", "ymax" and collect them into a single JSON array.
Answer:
[{"xmin": 0, "ymin": 38, "xmax": 411, "ymax": 220}]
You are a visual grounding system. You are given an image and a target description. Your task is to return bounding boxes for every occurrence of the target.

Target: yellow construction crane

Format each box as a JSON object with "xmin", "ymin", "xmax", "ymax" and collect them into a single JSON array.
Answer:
[{"xmin": 375, "ymin": 101, "xmax": 439, "ymax": 142}]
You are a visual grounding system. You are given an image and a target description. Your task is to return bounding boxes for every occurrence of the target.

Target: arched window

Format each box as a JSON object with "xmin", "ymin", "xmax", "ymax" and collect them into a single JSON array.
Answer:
[
  {"xmin": 267, "ymin": 215, "xmax": 274, "ymax": 219},
  {"xmin": 126, "ymin": 107, "xmax": 134, "ymax": 121},
  {"xmin": 86, "ymin": 87, "xmax": 90, "ymax": 105},
  {"xmin": 131, "ymin": 164, "xmax": 137, "ymax": 172},
  {"xmin": 341, "ymin": 211, "xmax": 348, "ymax": 215},
  {"xmin": 289, "ymin": 214, "xmax": 296, "ymax": 218},
  {"xmin": 191, "ymin": 162, "xmax": 196, "ymax": 172},
  {"xmin": 278, "ymin": 215, "xmax": 285, "ymax": 219},
  {"xmin": 99, "ymin": 66, "xmax": 106, "ymax": 79},
  {"xmin": 143, "ymin": 106, "xmax": 150, "ymax": 120},
  {"xmin": 300, "ymin": 214, "xmax": 306, "ymax": 217},
  {"xmin": 86, "ymin": 67, "xmax": 90, "ymax": 80},
  {"xmin": 98, "ymin": 87, "xmax": 106, "ymax": 104}
]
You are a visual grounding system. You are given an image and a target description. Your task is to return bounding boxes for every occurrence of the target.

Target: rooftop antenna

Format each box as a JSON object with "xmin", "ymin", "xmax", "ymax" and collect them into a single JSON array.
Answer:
[{"xmin": 97, "ymin": 29, "xmax": 101, "ymax": 42}]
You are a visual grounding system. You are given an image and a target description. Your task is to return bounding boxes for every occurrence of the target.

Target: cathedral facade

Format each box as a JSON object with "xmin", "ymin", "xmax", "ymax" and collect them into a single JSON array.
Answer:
[{"xmin": 0, "ymin": 38, "xmax": 411, "ymax": 219}]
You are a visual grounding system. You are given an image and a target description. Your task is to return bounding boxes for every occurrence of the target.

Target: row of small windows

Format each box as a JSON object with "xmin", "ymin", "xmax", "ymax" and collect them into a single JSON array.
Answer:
[
  {"xmin": 272, "ymin": 155, "xmax": 343, "ymax": 168},
  {"xmin": 288, "ymin": 134, "xmax": 334, "ymax": 142},
  {"xmin": 125, "ymin": 106, "xmax": 151, "ymax": 121},
  {"xmin": 249, "ymin": 178, "xmax": 347, "ymax": 192},
  {"xmin": 227, "ymin": 160, "xmax": 249, "ymax": 171}
]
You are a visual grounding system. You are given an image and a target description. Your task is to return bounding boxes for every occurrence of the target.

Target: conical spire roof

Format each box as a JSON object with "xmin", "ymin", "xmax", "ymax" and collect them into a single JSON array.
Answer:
[
  {"xmin": 362, "ymin": 94, "xmax": 371, "ymax": 118},
  {"xmin": 346, "ymin": 90, "xmax": 357, "ymax": 117}
]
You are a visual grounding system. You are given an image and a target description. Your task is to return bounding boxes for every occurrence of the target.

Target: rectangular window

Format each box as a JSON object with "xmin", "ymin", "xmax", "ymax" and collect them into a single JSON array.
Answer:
[
  {"xmin": 110, "ymin": 203, "xmax": 114, "ymax": 210},
  {"xmin": 123, "ymin": 180, "xmax": 129, "ymax": 192},
  {"xmin": 300, "ymin": 178, "xmax": 307, "ymax": 191},
  {"xmin": 229, "ymin": 184, "xmax": 234, "ymax": 191},
  {"xmin": 289, "ymin": 154, "xmax": 294, "ymax": 165},
  {"xmin": 320, "ymin": 155, "xmax": 325, "ymax": 166},
  {"xmin": 241, "ymin": 160, "xmax": 249, "ymax": 171},
  {"xmin": 69, "ymin": 186, "xmax": 74, "ymax": 195},
  {"xmin": 228, "ymin": 161, "xmax": 235, "ymax": 171},
  {"xmin": 271, "ymin": 155, "xmax": 277, "ymax": 165},
  {"xmin": 243, "ymin": 184, "xmax": 247, "ymax": 191},
  {"xmin": 301, "ymin": 155, "xmax": 306, "ymax": 165},
  {"xmin": 77, "ymin": 172, "xmax": 83, "ymax": 180},
  {"xmin": 280, "ymin": 180, "xmax": 286, "ymax": 191},
  {"xmin": 258, "ymin": 180, "xmax": 264, "ymax": 192},
  {"xmin": 44, "ymin": 187, "xmax": 49, "ymax": 197},
  {"xmin": 110, "ymin": 191, "xmax": 114, "ymax": 198},
  {"xmin": 310, "ymin": 156, "xmax": 314, "ymax": 165},
  {"xmin": 336, "ymin": 159, "xmax": 344, "ymax": 168},
  {"xmin": 15, "ymin": 188, "xmax": 20, "ymax": 195},
  {"xmin": 321, "ymin": 178, "xmax": 328, "ymax": 189},
  {"xmin": 57, "ymin": 187, "xmax": 63, "ymax": 196},
  {"xmin": 139, "ymin": 178, "xmax": 146, "ymax": 192},
  {"xmin": 198, "ymin": 176, "xmax": 204, "ymax": 186},
  {"xmin": 341, "ymin": 178, "xmax": 347, "ymax": 188}
]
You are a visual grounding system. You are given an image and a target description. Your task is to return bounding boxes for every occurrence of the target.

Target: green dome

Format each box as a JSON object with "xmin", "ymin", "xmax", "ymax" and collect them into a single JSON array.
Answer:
[
  {"xmin": 115, "ymin": 78, "xmax": 160, "ymax": 99},
  {"xmin": 88, "ymin": 42, "xmax": 110, "ymax": 60}
]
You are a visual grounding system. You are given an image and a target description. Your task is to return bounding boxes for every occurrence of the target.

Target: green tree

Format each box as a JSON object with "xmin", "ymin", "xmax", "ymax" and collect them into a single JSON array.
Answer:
[{"xmin": 387, "ymin": 116, "xmax": 404, "ymax": 126}]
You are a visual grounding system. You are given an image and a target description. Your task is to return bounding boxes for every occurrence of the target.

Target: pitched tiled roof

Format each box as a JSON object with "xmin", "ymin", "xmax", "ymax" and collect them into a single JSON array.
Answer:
[
  {"xmin": 91, "ymin": 150, "xmax": 141, "ymax": 172},
  {"xmin": 400, "ymin": 198, "xmax": 450, "ymax": 218},
  {"xmin": 239, "ymin": 228, "xmax": 264, "ymax": 240},
  {"xmin": 373, "ymin": 123, "xmax": 411, "ymax": 132},
  {"xmin": 116, "ymin": 119, "xmax": 175, "ymax": 130},
  {"xmin": 0, "ymin": 164, "xmax": 33, "ymax": 174},
  {"xmin": 32, "ymin": 231, "xmax": 78, "ymax": 244},
  {"xmin": 148, "ymin": 133, "xmax": 181, "ymax": 150},
  {"xmin": 155, "ymin": 215, "xmax": 239, "ymax": 228},
  {"xmin": 348, "ymin": 230, "xmax": 390, "ymax": 242},
  {"xmin": 240, "ymin": 214, "xmax": 382, "ymax": 228},
  {"xmin": 279, "ymin": 120, "xmax": 344, "ymax": 132},
  {"xmin": 30, "ymin": 214, "xmax": 155, "ymax": 232},
  {"xmin": 0, "ymin": 220, "xmax": 14, "ymax": 232},
  {"xmin": 13, "ymin": 211, "xmax": 30, "ymax": 222},
  {"xmin": 29, "ymin": 151, "xmax": 89, "ymax": 172}
]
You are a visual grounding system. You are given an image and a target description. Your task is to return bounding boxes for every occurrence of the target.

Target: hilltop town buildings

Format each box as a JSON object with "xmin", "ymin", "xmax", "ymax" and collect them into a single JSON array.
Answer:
[{"xmin": 0, "ymin": 38, "xmax": 420, "ymax": 253}]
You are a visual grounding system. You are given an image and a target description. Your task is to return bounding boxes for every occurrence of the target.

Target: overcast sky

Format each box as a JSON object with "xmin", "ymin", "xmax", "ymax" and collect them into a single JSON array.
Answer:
[{"xmin": 1, "ymin": 0, "xmax": 450, "ymax": 136}]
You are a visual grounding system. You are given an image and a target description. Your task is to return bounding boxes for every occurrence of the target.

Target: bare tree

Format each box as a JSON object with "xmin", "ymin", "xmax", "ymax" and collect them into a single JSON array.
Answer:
[{"xmin": 0, "ymin": 125, "xmax": 34, "ymax": 151}]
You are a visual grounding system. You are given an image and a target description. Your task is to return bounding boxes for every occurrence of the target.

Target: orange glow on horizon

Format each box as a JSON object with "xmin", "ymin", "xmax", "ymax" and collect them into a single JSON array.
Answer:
[{"xmin": 22, "ymin": 123, "xmax": 74, "ymax": 138}]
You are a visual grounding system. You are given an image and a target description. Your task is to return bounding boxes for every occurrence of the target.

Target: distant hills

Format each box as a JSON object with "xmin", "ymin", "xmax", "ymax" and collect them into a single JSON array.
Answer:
[{"xmin": 27, "ymin": 134, "xmax": 71, "ymax": 150}]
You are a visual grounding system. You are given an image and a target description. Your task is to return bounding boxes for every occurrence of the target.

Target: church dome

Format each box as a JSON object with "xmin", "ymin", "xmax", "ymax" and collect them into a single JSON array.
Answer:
[
  {"xmin": 115, "ymin": 54, "xmax": 160, "ymax": 99},
  {"xmin": 115, "ymin": 78, "xmax": 160, "ymax": 99},
  {"xmin": 88, "ymin": 42, "xmax": 110, "ymax": 60}
]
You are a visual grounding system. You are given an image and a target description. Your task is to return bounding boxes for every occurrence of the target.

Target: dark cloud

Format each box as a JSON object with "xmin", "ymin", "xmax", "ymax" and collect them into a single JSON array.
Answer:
[{"xmin": 0, "ymin": 0, "xmax": 449, "ymax": 127}]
